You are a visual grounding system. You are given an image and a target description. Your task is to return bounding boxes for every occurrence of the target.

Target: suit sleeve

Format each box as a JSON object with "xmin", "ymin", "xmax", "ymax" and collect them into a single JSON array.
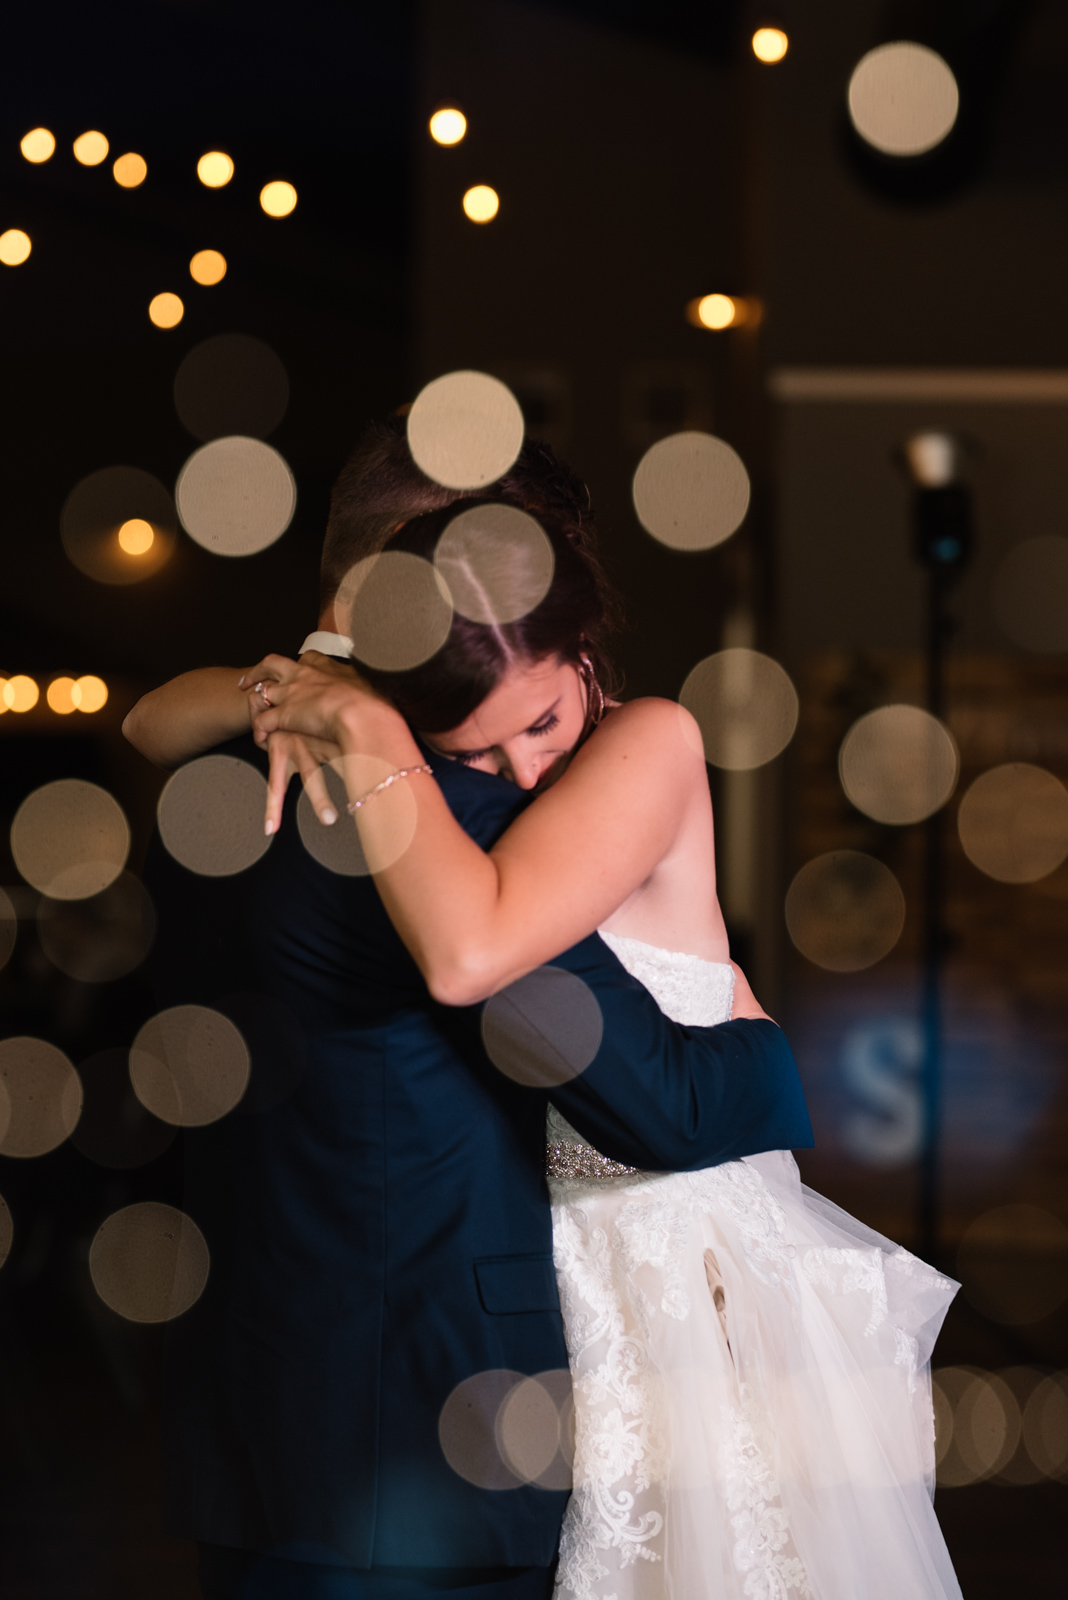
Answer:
[
  {"xmin": 531, "ymin": 935, "xmax": 812, "ymax": 1171},
  {"xmin": 431, "ymin": 752, "xmax": 811, "ymax": 1167}
]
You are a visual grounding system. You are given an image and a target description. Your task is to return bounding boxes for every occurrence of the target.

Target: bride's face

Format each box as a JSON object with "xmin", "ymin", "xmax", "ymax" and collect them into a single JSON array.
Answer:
[{"xmin": 421, "ymin": 655, "xmax": 588, "ymax": 790}]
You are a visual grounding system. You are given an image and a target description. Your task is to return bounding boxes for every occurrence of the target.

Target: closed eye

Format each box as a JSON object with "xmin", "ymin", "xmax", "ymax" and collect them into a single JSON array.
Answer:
[{"xmin": 453, "ymin": 709, "xmax": 562, "ymax": 765}]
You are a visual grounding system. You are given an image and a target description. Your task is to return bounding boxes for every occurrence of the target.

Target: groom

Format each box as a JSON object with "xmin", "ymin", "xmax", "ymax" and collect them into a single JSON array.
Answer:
[{"xmin": 141, "ymin": 419, "xmax": 812, "ymax": 1600}]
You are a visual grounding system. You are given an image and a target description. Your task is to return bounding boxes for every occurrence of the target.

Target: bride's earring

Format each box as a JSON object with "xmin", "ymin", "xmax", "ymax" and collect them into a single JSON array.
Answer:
[{"xmin": 578, "ymin": 651, "xmax": 606, "ymax": 729}]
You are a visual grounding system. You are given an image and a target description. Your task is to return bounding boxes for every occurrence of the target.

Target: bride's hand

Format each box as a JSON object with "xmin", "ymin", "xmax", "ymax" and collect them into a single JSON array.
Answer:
[
  {"xmin": 240, "ymin": 651, "xmax": 393, "ymax": 747},
  {"xmin": 730, "ymin": 961, "xmax": 774, "ymax": 1024},
  {"xmin": 261, "ymin": 730, "xmax": 344, "ymax": 836}
]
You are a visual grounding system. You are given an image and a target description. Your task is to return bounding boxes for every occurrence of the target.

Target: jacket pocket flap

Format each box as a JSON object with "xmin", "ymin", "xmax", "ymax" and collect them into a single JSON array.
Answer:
[{"xmin": 474, "ymin": 1254, "xmax": 559, "ymax": 1314}]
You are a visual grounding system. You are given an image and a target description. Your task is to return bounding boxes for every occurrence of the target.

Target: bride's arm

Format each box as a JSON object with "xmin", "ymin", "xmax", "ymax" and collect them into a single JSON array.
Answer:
[
  {"xmin": 123, "ymin": 657, "xmax": 356, "ymax": 770},
  {"xmin": 123, "ymin": 668, "xmax": 253, "ymax": 767},
  {"xmin": 251, "ymin": 661, "xmax": 708, "ymax": 1005}
]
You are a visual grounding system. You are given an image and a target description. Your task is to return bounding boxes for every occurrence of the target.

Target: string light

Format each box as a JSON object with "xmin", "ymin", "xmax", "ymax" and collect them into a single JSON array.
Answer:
[
  {"xmin": 73, "ymin": 676, "xmax": 108, "ymax": 713},
  {"xmin": 46, "ymin": 678, "xmax": 79, "ymax": 715},
  {"xmin": 118, "ymin": 518, "xmax": 155, "ymax": 555},
  {"xmin": 148, "ymin": 292, "xmax": 184, "ymax": 329},
  {"xmin": 752, "ymin": 28, "xmax": 788, "ymax": 63},
  {"xmin": 189, "ymin": 249, "xmax": 227, "ymax": 286},
  {"xmin": 0, "ymin": 230, "xmax": 32, "ymax": 267},
  {"xmin": 197, "ymin": 151, "xmax": 234, "ymax": 187},
  {"xmin": 3, "ymin": 676, "xmax": 39, "ymax": 712},
  {"xmin": 73, "ymin": 131, "xmax": 109, "ymax": 166},
  {"xmin": 113, "ymin": 152, "xmax": 147, "ymax": 189},
  {"xmin": 463, "ymin": 185, "xmax": 499, "ymax": 223},
  {"xmin": 260, "ymin": 181, "xmax": 297, "ymax": 217},
  {"xmin": 685, "ymin": 293, "xmax": 757, "ymax": 330},
  {"xmin": 20, "ymin": 128, "xmax": 55, "ymax": 163},
  {"xmin": 430, "ymin": 108, "xmax": 467, "ymax": 145}
]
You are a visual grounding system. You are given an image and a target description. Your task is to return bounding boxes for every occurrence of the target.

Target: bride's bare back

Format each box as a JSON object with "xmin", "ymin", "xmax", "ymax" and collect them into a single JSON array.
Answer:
[{"xmin": 589, "ymin": 701, "xmax": 729, "ymax": 963}]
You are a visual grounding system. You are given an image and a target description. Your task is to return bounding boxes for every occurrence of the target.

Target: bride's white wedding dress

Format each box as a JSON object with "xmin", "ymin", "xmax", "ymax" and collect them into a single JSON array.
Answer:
[{"xmin": 547, "ymin": 931, "xmax": 962, "ymax": 1600}]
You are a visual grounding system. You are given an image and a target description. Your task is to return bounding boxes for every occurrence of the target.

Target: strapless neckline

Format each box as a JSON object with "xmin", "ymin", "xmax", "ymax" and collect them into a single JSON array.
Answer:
[{"xmin": 597, "ymin": 928, "xmax": 733, "ymax": 975}]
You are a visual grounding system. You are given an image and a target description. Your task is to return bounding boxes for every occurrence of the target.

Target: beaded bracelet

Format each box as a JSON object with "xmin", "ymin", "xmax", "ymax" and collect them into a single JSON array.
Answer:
[{"xmin": 345, "ymin": 763, "xmax": 433, "ymax": 814}]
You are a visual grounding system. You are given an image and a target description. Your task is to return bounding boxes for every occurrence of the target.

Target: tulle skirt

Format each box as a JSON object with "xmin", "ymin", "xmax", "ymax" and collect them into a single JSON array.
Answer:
[{"xmin": 549, "ymin": 1151, "xmax": 962, "ymax": 1600}]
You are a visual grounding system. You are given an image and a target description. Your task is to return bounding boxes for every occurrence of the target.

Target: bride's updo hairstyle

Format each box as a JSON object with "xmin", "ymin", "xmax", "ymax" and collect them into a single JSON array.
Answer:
[{"xmin": 351, "ymin": 489, "xmax": 623, "ymax": 735}]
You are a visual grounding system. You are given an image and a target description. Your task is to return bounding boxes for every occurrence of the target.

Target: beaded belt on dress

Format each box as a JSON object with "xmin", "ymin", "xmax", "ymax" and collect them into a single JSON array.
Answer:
[{"xmin": 545, "ymin": 1137, "xmax": 643, "ymax": 1182}]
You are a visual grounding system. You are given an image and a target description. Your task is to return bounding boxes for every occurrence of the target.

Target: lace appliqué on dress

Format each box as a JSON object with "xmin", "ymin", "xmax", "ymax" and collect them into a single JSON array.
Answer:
[
  {"xmin": 551, "ymin": 932, "xmax": 962, "ymax": 1600},
  {"xmin": 720, "ymin": 1388, "xmax": 813, "ymax": 1600}
]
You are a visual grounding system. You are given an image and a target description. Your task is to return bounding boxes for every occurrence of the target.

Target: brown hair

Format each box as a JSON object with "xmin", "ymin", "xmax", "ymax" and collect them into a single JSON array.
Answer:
[
  {"xmin": 350, "ymin": 500, "xmax": 622, "ymax": 734},
  {"xmin": 320, "ymin": 413, "xmax": 607, "ymax": 611}
]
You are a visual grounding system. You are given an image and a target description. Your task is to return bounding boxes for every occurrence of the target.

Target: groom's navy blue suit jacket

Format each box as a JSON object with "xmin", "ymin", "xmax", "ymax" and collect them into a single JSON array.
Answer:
[{"xmin": 143, "ymin": 735, "xmax": 811, "ymax": 1571}]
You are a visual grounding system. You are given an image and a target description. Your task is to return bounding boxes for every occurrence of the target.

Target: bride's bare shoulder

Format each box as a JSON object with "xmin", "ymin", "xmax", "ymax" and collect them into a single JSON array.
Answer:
[{"xmin": 578, "ymin": 695, "xmax": 705, "ymax": 776}]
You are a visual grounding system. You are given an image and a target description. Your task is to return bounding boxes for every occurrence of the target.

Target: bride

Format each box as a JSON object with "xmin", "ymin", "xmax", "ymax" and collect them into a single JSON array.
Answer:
[{"xmin": 127, "ymin": 495, "xmax": 961, "ymax": 1599}]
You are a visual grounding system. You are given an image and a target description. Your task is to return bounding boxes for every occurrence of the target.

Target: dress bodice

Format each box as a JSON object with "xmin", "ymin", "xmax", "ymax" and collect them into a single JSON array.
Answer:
[
  {"xmin": 597, "ymin": 929, "xmax": 734, "ymax": 1027},
  {"xmin": 546, "ymin": 932, "xmax": 734, "ymax": 1178}
]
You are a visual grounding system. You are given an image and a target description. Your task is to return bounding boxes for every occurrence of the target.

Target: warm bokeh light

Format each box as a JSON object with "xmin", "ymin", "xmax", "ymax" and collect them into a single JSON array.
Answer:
[
  {"xmin": 197, "ymin": 150, "xmax": 234, "ymax": 187},
  {"xmin": 89, "ymin": 1201, "xmax": 210, "ymax": 1323},
  {"xmin": 157, "ymin": 754, "xmax": 273, "ymax": 876},
  {"xmin": 1022, "ymin": 1374, "xmax": 1068, "ymax": 1480},
  {"xmin": 46, "ymin": 677, "xmax": 78, "ymax": 715},
  {"xmin": 696, "ymin": 293, "xmax": 737, "ymax": 329},
  {"xmin": 839, "ymin": 704, "xmax": 958, "ymax": 824},
  {"xmin": 296, "ymin": 760, "xmax": 370, "ymax": 877},
  {"xmin": 439, "ymin": 1371, "xmax": 532, "ymax": 1490},
  {"xmin": 407, "ymin": 369, "xmax": 524, "ymax": 489},
  {"xmin": 61, "ymin": 465, "xmax": 177, "ymax": 585},
  {"xmin": 174, "ymin": 334, "xmax": 289, "ymax": 441},
  {"xmin": 117, "ymin": 517, "xmax": 155, "ymax": 555},
  {"xmin": 463, "ymin": 184, "xmax": 499, "ymax": 223},
  {"xmin": 752, "ymin": 27, "xmax": 788, "ymax": 63},
  {"xmin": 11, "ymin": 779, "xmax": 130, "ymax": 899},
  {"xmin": 429, "ymin": 107, "xmax": 467, "ymax": 145},
  {"xmin": 176, "ymin": 436, "xmax": 296, "ymax": 555},
  {"xmin": 20, "ymin": 127, "xmax": 55, "ymax": 163},
  {"xmin": 112, "ymin": 151, "xmax": 147, "ymax": 188},
  {"xmin": 73, "ymin": 130, "xmax": 109, "ymax": 166},
  {"xmin": 904, "ymin": 431, "xmax": 960, "ymax": 488},
  {"xmin": 148, "ymin": 292, "xmax": 184, "ymax": 329},
  {"xmin": 497, "ymin": 1375, "xmax": 569, "ymax": 1484},
  {"xmin": 73, "ymin": 675, "xmax": 108, "ymax": 713},
  {"xmin": 957, "ymin": 763, "xmax": 1068, "ymax": 883},
  {"xmin": 0, "ymin": 230, "xmax": 32, "ymax": 267},
  {"xmin": 680, "ymin": 649, "xmax": 798, "ymax": 769},
  {"xmin": 634, "ymin": 432, "xmax": 751, "ymax": 551},
  {"xmin": 482, "ymin": 968, "xmax": 602, "ymax": 1087},
  {"xmin": 435, "ymin": 504, "xmax": 554, "ymax": 624},
  {"xmin": 785, "ymin": 850, "xmax": 906, "ymax": 972},
  {"xmin": 3, "ymin": 675, "xmax": 39, "ymax": 713},
  {"xmin": 0, "ymin": 1037, "xmax": 82, "ymax": 1158},
  {"xmin": 130, "ymin": 1005, "xmax": 250, "ymax": 1126},
  {"xmin": 189, "ymin": 248, "xmax": 227, "ymax": 286},
  {"xmin": 848, "ymin": 42, "xmax": 959, "ymax": 157},
  {"xmin": 341, "ymin": 553, "xmax": 454, "ymax": 672},
  {"xmin": 933, "ymin": 1367, "xmax": 1021, "ymax": 1487},
  {"xmin": 260, "ymin": 180, "xmax": 297, "ymax": 217}
]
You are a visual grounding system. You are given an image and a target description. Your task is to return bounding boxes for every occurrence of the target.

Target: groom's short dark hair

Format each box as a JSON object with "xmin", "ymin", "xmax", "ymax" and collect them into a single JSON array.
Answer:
[{"xmin": 320, "ymin": 412, "xmax": 595, "ymax": 609}]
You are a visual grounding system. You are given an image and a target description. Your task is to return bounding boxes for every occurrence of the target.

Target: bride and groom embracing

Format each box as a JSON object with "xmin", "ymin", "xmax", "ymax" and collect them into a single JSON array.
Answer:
[{"xmin": 126, "ymin": 418, "xmax": 962, "ymax": 1600}]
